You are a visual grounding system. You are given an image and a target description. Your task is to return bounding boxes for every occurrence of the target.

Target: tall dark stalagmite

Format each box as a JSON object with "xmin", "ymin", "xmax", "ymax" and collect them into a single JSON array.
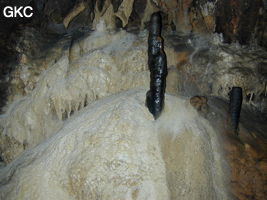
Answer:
[
  {"xmin": 229, "ymin": 87, "xmax": 243, "ymax": 134},
  {"xmin": 146, "ymin": 12, "xmax": 168, "ymax": 119}
]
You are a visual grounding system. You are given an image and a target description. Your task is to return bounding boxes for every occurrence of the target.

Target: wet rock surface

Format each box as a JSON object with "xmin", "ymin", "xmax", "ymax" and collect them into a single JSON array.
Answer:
[
  {"xmin": 146, "ymin": 12, "xmax": 167, "ymax": 119},
  {"xmin": 0, "ymin": 0, "xmax": 266, "ymax": 115},
  {"xmin": 166, "ymin": 32, "xmax": 267, "ymax": 199},
  {"xmin": 205, "ymin": 97, "xmax": 267, "ymax": 200},
  {"xmin": 0, "ymin": 0, "xmax": 266, "ymax": 74},
  {"xmin": 215, "ymin": 0, "xmax": 266, "ymax": 47},
  {"xmin": 0, "ymin": 1, "xmax": 266, "ymax": 199},
  {"xmin": 0, "ymin": 90, "xmax": 229, "ymax": 200},
  {"xmin": 229, "ymin": 87, "xmax": 243, "ymax": 133},
  {"xmin": 0, "ymin": 24, "xmax": 266, "ymax": 199},
  {"xmin": 0, "ymin": 25, "xmax": 152, "ymax": 163},
  {"xmin": 165, "ymin": 34, "xmax": 267, "ymax": 113}
]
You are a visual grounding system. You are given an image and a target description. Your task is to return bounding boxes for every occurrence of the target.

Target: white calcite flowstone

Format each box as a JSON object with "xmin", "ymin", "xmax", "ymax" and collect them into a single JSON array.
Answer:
[
  {"xmin": 0, "ymin": 90, "xmax": 229, "ymax": 200},
  {"xmin": 0, "ymin": 22, "xmax": 180, "ymax": 163},
  {"xmin": 0, "ymin": 24, "xmax": 150, "ymax": 163}
]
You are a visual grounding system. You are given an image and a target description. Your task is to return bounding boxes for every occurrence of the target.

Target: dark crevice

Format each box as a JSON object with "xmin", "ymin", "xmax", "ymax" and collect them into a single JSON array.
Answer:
[
  {"xmin": 111, "ymin": 0, "xmax": 123, "ymax": 13},
  {"xmin": 115, "ymin": 16, "xmax": 123, "ymax": 29},
  {"xmin": 97, "ymin": 0, "xmax": 106, "ymax": 12}
]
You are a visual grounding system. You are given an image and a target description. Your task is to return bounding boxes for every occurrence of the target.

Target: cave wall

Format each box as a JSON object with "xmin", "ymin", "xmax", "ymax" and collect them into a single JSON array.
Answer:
[
  {"xmin": 0, "ymin": 0, "xmax": 266, "ymax": 65},
  {"xmin": 0, "ymin": 0, "xmax": 265, "ymax": 63},
  {"xmin": 215, "ymin": 0, "xmax": 266, "ymax": 46},
  {"xmin": 1, "ymin": 0, "xmax": 266, "ymax": 47},
  {"xmin": 0, "ymin": 0, "xmax": 266, "ymax": 111}
]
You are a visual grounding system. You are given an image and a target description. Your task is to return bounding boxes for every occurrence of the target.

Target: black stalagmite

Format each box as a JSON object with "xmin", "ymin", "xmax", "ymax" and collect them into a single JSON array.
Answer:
[
  {"xmin": 229, "ymin": 87, "xmax": 243, "ymax": 133},
  {"xmin": 146, "ymin": 12, "xmax": 168, "ymax": 119}
]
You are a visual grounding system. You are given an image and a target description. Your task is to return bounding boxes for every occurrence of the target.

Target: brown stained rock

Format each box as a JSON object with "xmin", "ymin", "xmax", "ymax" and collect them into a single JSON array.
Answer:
[
  {"xmin": 188, "ymin": 6, "xmax": 215, "ymax": 33},
  {"xmin": 258, "ymin": 160, "xmax": 267, "ymax": 174},
  {"xmin": 158, "ymin": 0, "xmax": 217, "ymax": 33},
  {"xmin": 0, "ymin": 135, "xmax": 24, "ymax": 163},
  {"xmin": 223, "ymin": 128, "xmax": 267, "ymax": 200},
  {"xmin": 164, "ymin": 46, "xmax": 191, "ymax": 68},
  {"xmin": 215, "ymin": 0, "xmax": 265, "ymax": 46},
  {"xmin": 176, "ymin": 51, "xmax": 190, "ymax": 67},
  {"xmin": 159, "ymin": 0, "xmax": 193, "ymax": 32},
  {"xmin": 190, "ymin": 96, "xmax": 208, "ymax": 113}
]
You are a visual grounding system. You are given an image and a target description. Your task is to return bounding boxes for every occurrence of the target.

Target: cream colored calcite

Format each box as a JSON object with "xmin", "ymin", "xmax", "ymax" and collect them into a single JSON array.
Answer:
[
  {"xmin": 7, "ymin": 35, "xmax": 71, "ymax": 106},
  {"xmin": 210, "ymin": 47, "xmax": 265, "ymax": 100},
  {"xmin": 0, "ymin": 24, "xmax": 151, "ymax": 163},
  {"xmin": 115, "ymin": 0, "xmax": 135, "ymax": 27},
  {"xmin": 92, "ymin": 0, "xmax": 135, "ymax": 29},
  {"xmin": 0, "ymin": 90, "xmax": 229, "ymax": 200},
  {"xmin": 0, "ymin": 22, "xmax": 180, "ymax": 163},
  {"xmin": 63, "ymin": 2, "xmax": 86, "ymax": 28},
  {"xmin": 91, "ymin": 0, "xmax": 158, "ymax": 30},
  {"xmin": 93, "ymin": 3, "xmax": 116, "ymax": 30}
]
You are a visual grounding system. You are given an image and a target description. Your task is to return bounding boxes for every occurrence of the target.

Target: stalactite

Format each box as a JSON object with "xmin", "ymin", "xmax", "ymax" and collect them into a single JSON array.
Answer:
[
  {"xmin": 146, "ymin": 12, "xmax": 168, "ymax": 119},
  {"xmin": 229, "ymin": 87, "xmax": 243, "ymax": 134}
]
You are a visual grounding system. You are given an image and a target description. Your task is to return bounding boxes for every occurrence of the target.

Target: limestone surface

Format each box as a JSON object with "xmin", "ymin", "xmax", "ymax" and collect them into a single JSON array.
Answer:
[
  {"xmin": 0, "ymin": 90, "xmax": 229, "ymax": 200},
  {"xmin": 0, "ymin": 24, "xmax": 150, "ymax": 163}
]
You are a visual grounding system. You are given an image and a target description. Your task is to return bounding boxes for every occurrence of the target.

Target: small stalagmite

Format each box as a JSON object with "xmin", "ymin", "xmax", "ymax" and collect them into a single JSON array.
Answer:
[
  {"xmin": 229, "ymin": 87, "xmax": 243, "ymax": 134},
  {"xmin": 146, "ymin": 12, "xmax": 168, "ymax": 119}
]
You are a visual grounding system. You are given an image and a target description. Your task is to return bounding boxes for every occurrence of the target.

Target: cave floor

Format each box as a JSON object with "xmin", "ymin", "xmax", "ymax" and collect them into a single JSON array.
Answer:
[{"xmin": 205, "ymin": 97, "xmax": 267, "ymax": 200}]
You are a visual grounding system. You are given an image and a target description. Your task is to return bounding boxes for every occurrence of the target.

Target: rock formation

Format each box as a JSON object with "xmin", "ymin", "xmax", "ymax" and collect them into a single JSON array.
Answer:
[
  {"xmin": 0, "ymin": 1, "xmax": 266, "ymax": 200},
  {"xmin": 0, "ymin": 24, "xmax": 180, "ymax": 163},
  {"xmin": 0, "ymin": 0, "xmax": 266, "ymax": 113},
  {"xmin": 190, "ymin": 96, "xmax": 208, "ymax": 113},
  {"xmin": 229, "ymin": 87, "xmax": 243, "ymax": 133},
  {"xmin": 146, "ymin": 12, "xmax": 167, "ymax": 119},
  {"xmin": 0, "ymin": 90, "xmax": 229, "ymax": 200}
]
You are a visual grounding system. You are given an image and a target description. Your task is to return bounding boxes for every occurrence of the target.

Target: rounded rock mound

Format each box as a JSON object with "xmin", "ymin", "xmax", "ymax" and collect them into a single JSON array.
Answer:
[{"xmin": 0, "ymin": 90, "xmax": 229, "ymax": 200}]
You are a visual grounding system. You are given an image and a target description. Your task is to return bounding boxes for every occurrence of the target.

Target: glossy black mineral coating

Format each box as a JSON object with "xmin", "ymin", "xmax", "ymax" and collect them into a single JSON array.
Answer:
[
  {"xmin": 146, "ymin": 12, "xmax": 168, "ymax": 119},
  {"xmin": 229, "ymin": 87, "xmax": 243, "ymax": 132}
]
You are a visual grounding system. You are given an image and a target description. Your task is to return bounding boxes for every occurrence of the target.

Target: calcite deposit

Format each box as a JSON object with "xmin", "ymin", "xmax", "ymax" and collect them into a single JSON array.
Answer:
[
  {"xmin": 0, "ymin": 90, "xmax": 229, "ymax": 200},
  {"xmin": 0, "ymin": 22, "xmax": 182, "ymax": 163},
  {"xmin": 0, "ymin": 23, "xmax": 149, "ymax": 163},
  {"xmin": 0, "ymin": 1, "xmax": 266, "ymax": 199}
]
